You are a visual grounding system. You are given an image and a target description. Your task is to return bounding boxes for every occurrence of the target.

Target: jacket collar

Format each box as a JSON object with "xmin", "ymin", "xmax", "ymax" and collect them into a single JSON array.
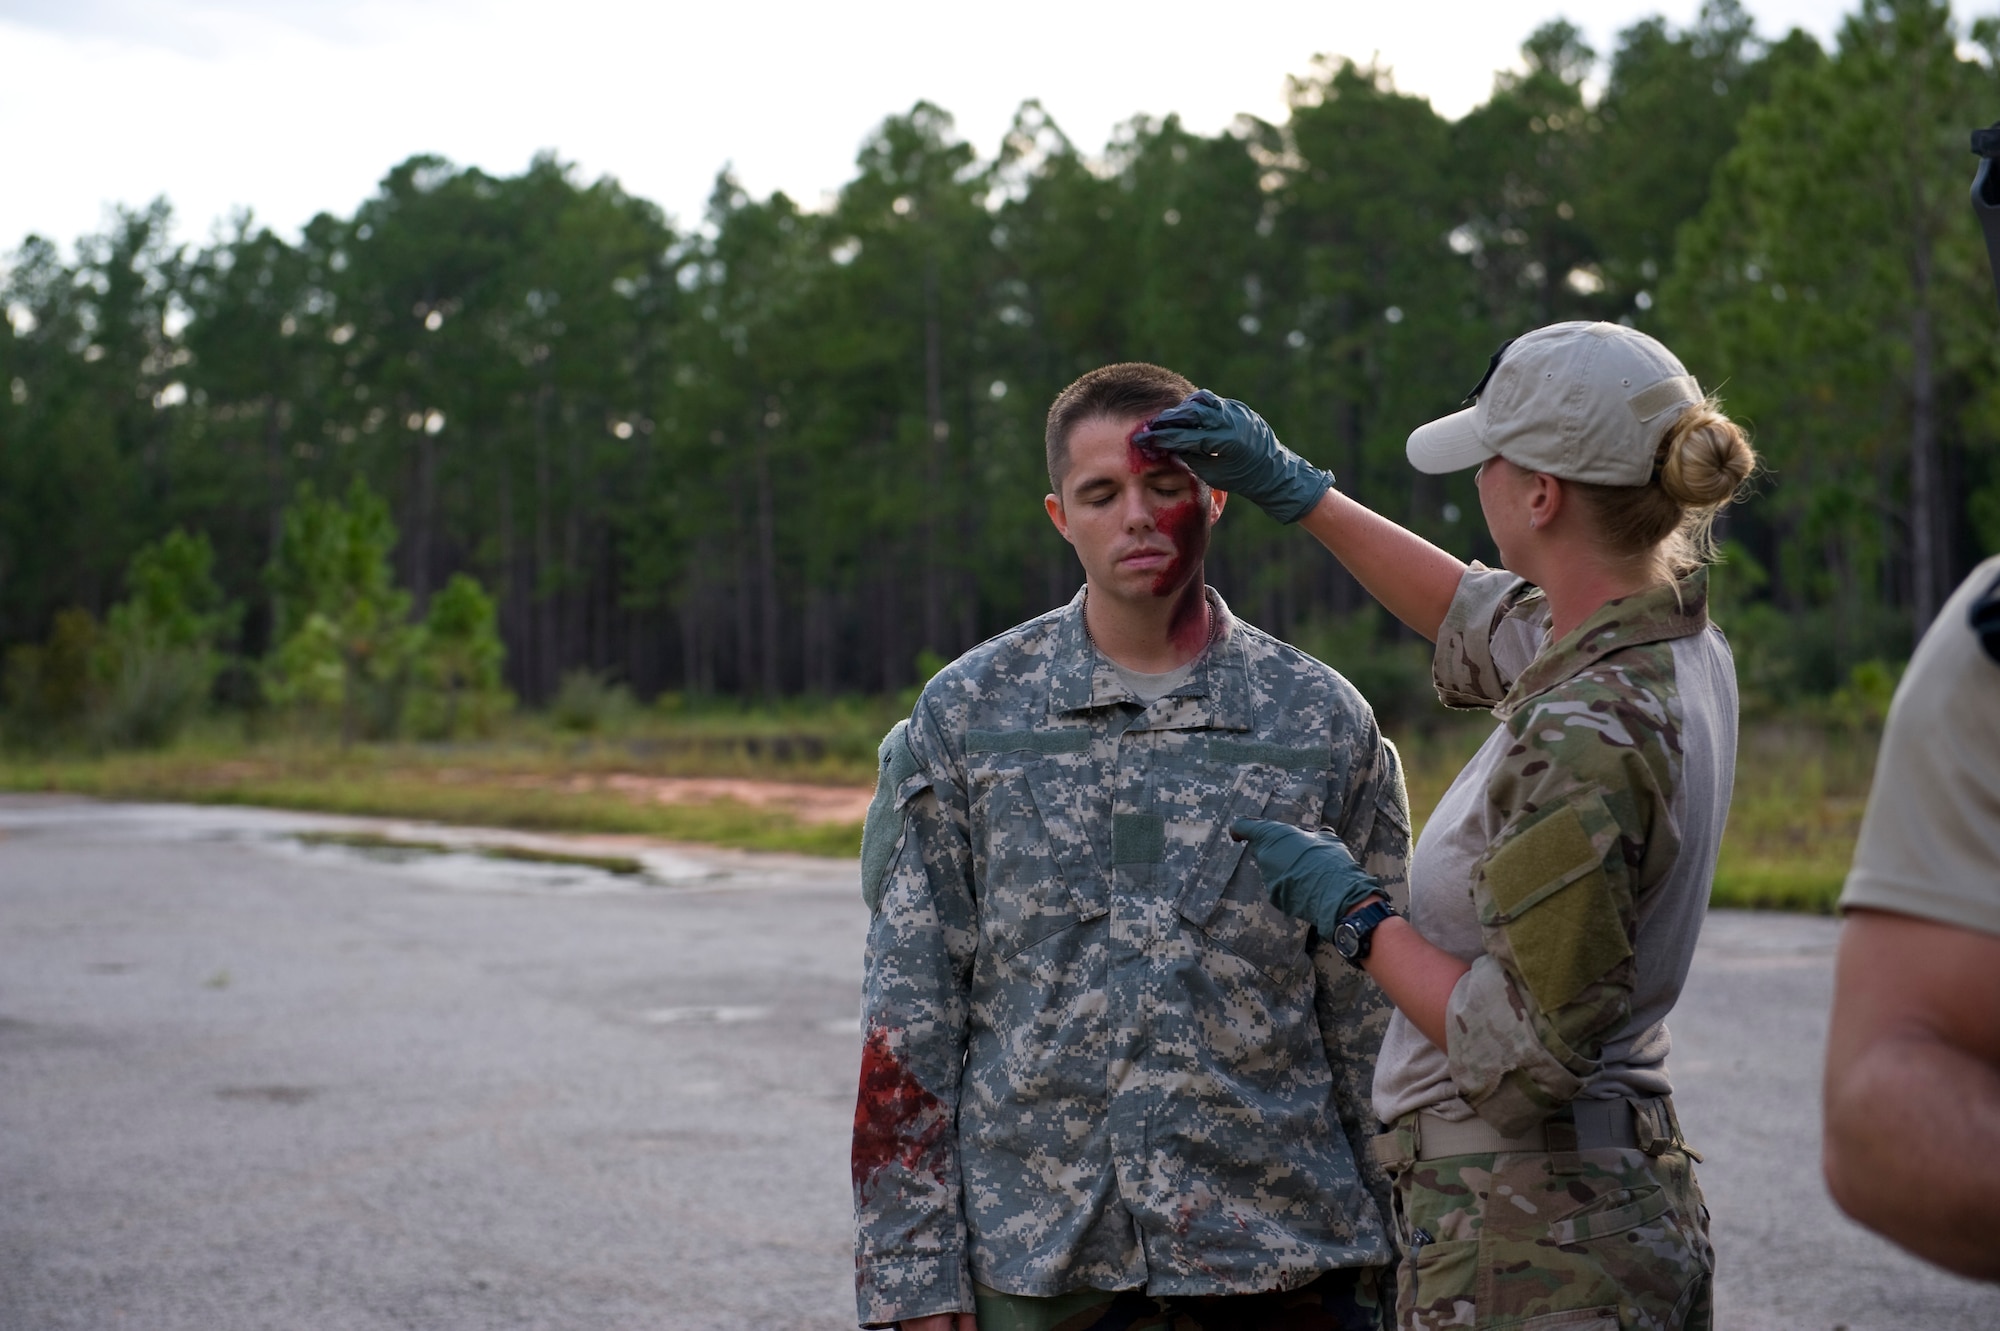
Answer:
[
  {"xmin": 1495, "ymin": 566, "xmax": 1712, "ymax": 721},
  {"xmin": 1048, "ymin": 586, "xmax": 1252, "ymax": 732}
]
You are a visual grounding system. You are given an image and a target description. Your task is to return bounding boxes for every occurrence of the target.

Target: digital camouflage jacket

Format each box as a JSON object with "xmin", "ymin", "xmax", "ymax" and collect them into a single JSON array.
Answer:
[
  {"xmin": 852, "ymin": 588, "xmax": 1410, "ymax": 1328},
  {"xmin": 1418, "ymin": 564, "xmax": 1736, "ymax": 1136}
]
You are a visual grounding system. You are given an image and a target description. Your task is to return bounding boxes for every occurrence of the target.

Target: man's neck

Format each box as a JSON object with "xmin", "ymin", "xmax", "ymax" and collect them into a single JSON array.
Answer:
[{"xmin": 1083, "ymin": 572, "xmax": 1212, "ymax": 673}]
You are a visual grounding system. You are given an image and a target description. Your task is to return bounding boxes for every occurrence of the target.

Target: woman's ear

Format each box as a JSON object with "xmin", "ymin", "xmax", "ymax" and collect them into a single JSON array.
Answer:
[{"xmin": 1527, "ymin": 472, "xmax": 1564, "ymax": 531}]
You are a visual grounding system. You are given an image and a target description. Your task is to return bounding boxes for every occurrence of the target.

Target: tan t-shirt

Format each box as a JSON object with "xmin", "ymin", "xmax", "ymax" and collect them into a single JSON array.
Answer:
[{"xmin": 1840, "ymin": 555, "xmax": 2000, "ymax": 936}]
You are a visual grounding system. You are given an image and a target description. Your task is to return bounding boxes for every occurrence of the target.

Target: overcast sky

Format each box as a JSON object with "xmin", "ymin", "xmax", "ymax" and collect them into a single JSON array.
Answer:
[{"xmin": 2, "ymin": 0, "xmax": 1863, "ymax": 257}]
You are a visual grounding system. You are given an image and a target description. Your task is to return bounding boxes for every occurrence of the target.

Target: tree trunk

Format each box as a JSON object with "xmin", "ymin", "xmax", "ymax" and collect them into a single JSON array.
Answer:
[
  {"xmin": 1907, "ymin": 250, "xmax": 1940, "ymax": 635},
  {"xmin": 921, "ymin": 255, "xmax": 948, "ymax": 656},
  {"xmin": 263, "ymin": 394, "xmax": 286, "ymax": 640},
  {"xmin": 412, "ymin": 427, "xmax": 437, "ymax": 616},
  {"xmin": 533, "ymin": 381, "xmax": 555, "ymax": 701},
  {"xmin": 753, "ymin": 413, "xmax": 781, "ymax": 697}
]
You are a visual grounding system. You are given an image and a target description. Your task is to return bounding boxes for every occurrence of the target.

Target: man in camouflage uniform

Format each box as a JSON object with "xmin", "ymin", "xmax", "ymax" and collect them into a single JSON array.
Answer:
[{"xmin": 851, "ymin": 363, "xmax": 1411, "ymax": 1330}]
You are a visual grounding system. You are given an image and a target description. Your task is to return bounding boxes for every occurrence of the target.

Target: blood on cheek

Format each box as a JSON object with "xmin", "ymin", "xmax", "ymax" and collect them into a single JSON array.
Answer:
[{"xmin": 1125, "ymin": 421, "xmax": 1211, "ymax": 651}]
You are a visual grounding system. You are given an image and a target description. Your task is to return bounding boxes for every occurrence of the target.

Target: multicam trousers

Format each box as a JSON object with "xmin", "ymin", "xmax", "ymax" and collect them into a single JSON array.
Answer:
[
  {"xmin": 970, "ymin": 1267, "xmax": 1383, "ymax": 1331},
  {"xmin": 1376, "ymin": 1119, "xmax": 1712, "ymax": 1330}
]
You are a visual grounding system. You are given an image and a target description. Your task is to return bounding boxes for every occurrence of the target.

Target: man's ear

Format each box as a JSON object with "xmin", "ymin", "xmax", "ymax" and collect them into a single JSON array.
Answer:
[
  {"xmin": 1044, "ymin": 493, "xmax": 1074, "ymax": 544},
  {"xmin": 1207, "ymin": 488, "xmax": 1228, "ymax": 525}
]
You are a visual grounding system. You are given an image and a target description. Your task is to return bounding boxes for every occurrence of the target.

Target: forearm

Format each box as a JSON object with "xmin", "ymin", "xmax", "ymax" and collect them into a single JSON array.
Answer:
[
  {"xmin": 855, "ymin": 783, "xmax": 979, "ymax": 1324},
  {"xmin": 1360, "ymin": 917, "xmax": 1470, "ymax": 1054},
  {"xmin": 1824, "ymin": 1028, "xmax": 2000, "ymax": 1280},
  {"xmin": 1297, "ymin": 488, "xmax": 1467, "ymax": 642}
]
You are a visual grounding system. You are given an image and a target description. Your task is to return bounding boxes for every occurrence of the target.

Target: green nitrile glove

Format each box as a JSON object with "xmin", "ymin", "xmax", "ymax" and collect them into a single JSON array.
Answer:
[
  {"xmin": 1136, "ymin": 390, "xmax": 1333, "ymax": 524},
  {"xmin": 1231, "ymin": 817, "xmax": 1382, "ymax": 934}
]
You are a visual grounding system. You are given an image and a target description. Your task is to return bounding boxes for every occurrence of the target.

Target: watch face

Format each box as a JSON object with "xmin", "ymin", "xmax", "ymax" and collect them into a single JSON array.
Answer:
[{"xmin": 1333, "ymin": 920, "xmax": 1363, "ymax": 960}]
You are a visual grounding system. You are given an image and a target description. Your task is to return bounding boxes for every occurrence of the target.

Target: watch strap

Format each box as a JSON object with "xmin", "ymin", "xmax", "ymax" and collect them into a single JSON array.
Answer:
[{"xmin": 1336, "ymin": 900, "xmax": 1399, "ymax": 968}]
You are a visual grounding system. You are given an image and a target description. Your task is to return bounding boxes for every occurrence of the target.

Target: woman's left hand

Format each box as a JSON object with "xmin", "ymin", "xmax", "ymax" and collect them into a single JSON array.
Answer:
[
  {"xmin": 1231, "ymin": 818, "xmax": 1382, "ymax": 932},
  {"xmin": 1137, "ymin": 391, "xmax": 1333, "ymax": 523}
]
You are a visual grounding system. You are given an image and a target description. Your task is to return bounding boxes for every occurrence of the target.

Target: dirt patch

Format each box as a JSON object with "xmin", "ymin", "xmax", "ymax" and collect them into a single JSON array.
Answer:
[{"xmin": 592, "ymin": 775, "xmax": 872, "ymax": 826}]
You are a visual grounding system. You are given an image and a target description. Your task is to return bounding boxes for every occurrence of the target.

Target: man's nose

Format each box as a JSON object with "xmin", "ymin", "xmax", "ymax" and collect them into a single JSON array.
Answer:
[{"xmin": 1120, "ymin": 487, "xmax": 1157, "ymax": 530}]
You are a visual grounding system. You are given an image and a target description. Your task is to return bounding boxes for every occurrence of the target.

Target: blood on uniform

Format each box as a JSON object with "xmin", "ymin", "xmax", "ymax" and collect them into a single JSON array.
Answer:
[{"xmin": 851, "ymin": 1026, "xmax": 949, "ymax": 1200}]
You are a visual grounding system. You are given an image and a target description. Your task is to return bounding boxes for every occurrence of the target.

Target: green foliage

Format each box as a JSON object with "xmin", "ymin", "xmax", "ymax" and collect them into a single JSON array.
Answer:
[
  {"xmin": 264, "ymin": 480, "xmax": 416, "ymax": 743},
  {"xmin": 2, "ymin": 608, "xmax": 103, "ymax": 746},
  {"xmin": 1290, "ymin": 609, "xmax": 1441, "ymax": 729},
  {"xmin": 95, "ymin": 529, "xmax": 236, "ymax": 748},
  {"xmin": 410, "ymin": 573, "xmax": 510, "ymax": 737},
  {"xmin": 1, "ymin": 3, "xmax": 1994, "ymax": 713},
  {"xmin": 549, "ymin": 668, "xmax": 635, "ymax": 733},
  {"xmin": 1663, "ymin": 0, "xmax": 2000, "ymax": 656}
]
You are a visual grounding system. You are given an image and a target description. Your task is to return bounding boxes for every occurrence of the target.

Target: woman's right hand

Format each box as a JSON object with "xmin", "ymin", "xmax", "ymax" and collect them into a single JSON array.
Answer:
[
  {"xmin": 1135, "ymin": 391, "xmax": 1333, "ymax": 524},
  {"xmin": 1231, "ymin": 818, "xmax": 1382, "ymax": 933}
]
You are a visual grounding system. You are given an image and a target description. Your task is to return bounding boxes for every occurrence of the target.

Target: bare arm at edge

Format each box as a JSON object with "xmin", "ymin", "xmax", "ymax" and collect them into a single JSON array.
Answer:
[
  {"xmin": 1823, "ymin": 907, "xmax": 2000, "ymax": 1283},
  {"xmin": 1359, "ymin": 915, "xmax": 1470, "ymax": 1054},
  {"xmin": 902, "ymin": 1315, "xmax": 978, "ymax": 1330},
  {"xmin": 1296, "ymin": 487, "xmax": 1467, "ymax": 643}
]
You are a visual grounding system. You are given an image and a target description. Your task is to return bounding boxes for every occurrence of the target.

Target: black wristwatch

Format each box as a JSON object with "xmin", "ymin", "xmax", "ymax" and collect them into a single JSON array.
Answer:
[{"xmin": 1332, "ymin": 901, "xmax": 1399, "ymax": 969}]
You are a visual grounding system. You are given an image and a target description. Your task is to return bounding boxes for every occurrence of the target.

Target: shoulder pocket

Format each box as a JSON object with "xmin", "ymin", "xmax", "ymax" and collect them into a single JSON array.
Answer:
[
  {"xmin": 1478, "ymin": 796, "xmax": 1632, "ymax": 1014},
  {"xmin": 860, "ymin": 720, "xmax": 925, "ymax": 914}
]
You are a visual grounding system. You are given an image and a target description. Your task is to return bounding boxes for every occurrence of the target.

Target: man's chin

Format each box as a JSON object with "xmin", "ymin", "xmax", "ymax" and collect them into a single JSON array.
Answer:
[{"xmin": 1090, "ymin": 568, "xmax": 1195, "ymax": 603}]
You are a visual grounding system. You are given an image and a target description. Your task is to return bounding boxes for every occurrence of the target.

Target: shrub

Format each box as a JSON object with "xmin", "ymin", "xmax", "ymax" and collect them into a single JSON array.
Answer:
[{"xmin": 550, "ymin": 668, "xmax": 634, "ymax": 733}]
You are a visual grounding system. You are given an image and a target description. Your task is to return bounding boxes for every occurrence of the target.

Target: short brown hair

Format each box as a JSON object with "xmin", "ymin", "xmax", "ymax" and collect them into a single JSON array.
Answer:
[{"xmin": 1045, "ymin": 362, "xmax": 1196, "ymax": 492}]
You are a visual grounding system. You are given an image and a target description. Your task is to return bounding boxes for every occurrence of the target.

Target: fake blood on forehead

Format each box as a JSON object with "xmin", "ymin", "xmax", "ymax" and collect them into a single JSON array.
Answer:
[
  {"xmin": 1125, "ymin": 417, "xmax": 1187, "ymax": 478},
  {"xmin": 851, "ymin": 1026, "xmax": 949, "ymax": 1199}
]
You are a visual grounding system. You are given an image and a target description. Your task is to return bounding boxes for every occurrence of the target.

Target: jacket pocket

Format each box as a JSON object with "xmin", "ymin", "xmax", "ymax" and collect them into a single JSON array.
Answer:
[
  {"xmin": 970, "ymin": 751, "xmax": 1103, "ymax": 960},
  {"xmin": 1176, "ymin": 756, "xmax": 1328, "ymax": 980}
]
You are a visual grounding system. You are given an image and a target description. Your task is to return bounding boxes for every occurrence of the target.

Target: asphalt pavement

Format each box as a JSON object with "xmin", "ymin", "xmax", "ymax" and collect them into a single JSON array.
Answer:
[{"xmin": 1, "ymin": 796, "xmax": 1993, "ymax": 1330}]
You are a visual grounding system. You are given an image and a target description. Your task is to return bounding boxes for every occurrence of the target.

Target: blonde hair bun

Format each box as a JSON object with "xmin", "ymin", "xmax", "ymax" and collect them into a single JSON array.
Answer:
[{"xmin": 1658, "ymin": 403, "xmax": 1755, "ymax": 509}]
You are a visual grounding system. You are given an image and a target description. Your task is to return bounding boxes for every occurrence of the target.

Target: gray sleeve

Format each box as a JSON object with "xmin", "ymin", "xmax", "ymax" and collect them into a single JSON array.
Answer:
[{"xmin": 1433, "ymin": 563, "xmax": 1543, "ymax": 708}]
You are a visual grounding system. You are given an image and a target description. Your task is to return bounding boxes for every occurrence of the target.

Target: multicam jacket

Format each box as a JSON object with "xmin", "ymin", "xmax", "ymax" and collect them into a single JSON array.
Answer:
[
  {"xmin": 1371, "ymin": 564, "xmax": 1738, "ymax": 1136},
  {"xmin": 852, "ymin": 588, "xmax": 1410, "ymax": 1328}
]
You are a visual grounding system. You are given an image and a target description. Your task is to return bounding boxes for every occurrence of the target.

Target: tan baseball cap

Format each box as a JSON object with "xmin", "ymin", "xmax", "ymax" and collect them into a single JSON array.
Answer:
[{"xmin": 1407, "ymin": 321, "xmax": 1704, "ymax": 485}]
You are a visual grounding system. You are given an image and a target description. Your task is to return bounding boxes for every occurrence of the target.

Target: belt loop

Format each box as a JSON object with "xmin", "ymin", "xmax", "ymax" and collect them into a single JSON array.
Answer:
[
  {"xmin": 1658, "ymin": 1096, "xmax": 1702, "ymax": 1163},
  {"xmin": 1370, "ymin": 1116, "xmax": 1417, "ymax": 1174},
  {"xmin": 1635, "ymin": 1099, "xmax": 1669, "ymax": 1156},
  {"xmin": 1544, "ymin": 1111, "xmax": 1584, "ymax": 1176}
]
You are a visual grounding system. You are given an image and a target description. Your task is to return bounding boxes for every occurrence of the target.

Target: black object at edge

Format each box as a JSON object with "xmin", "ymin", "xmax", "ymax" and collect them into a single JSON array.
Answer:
[
  {"xmin": 1970, "ymin": 571, "xmax": 2000, "ymax": 667},
  {"xmin": 1462, "ymin": 338, "xmax": 1516, "ymax": 406},
  {"xmin": 1970, "ymin": 124, "xmax": 2000, "ymax": 314}
]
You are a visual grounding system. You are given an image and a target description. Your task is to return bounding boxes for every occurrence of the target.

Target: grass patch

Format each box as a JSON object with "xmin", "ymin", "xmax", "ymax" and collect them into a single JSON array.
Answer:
[
  {"xmin": 477, "ymin": 843, "xmax": 647, "ymax": 875},
  {"xmin": 0, "ymin": 735, "xmax": 864, "ymax": 858},
  {"xmin": 1388, "ymin": 714, "xmax": 1875, "ymax": 915},
  {"xmin": 0, "ymin": 703, "xmax": 1876, "ymax": 906},
  {"xmin": 296, "ymin": 830, "xmax": 455, "ymax": 858}
]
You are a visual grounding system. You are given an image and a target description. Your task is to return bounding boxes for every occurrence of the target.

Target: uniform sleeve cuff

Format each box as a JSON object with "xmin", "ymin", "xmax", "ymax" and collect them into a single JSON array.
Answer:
[
  {"xmin": 857, "ymin": 1254, "xmax": 975, "ymax": 1328},
  {"xmin": 1445, "ymin": 957, "xmax": 1591, "ymax": 1137},
  {"xmin": 1433, "ymin": 565, "xmax": 1528, "ymax": 709}
]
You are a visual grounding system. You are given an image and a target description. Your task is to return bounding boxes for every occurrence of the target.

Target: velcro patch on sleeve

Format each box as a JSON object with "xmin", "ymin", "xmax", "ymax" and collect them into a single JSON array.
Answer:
[
  {"xmin": 1482, "ymin": 802, "xmax": 1632, "ymax": 1013},
  {"xmin": 860, "ymin": 721, "xmax": 922, "ymax": 914}
]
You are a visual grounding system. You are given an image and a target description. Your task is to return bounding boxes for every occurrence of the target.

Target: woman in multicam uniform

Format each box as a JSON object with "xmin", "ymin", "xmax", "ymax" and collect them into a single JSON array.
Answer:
[{"xmin": 1139, "ymin": 321, "xmax": 1757, "ymax": 1330}]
